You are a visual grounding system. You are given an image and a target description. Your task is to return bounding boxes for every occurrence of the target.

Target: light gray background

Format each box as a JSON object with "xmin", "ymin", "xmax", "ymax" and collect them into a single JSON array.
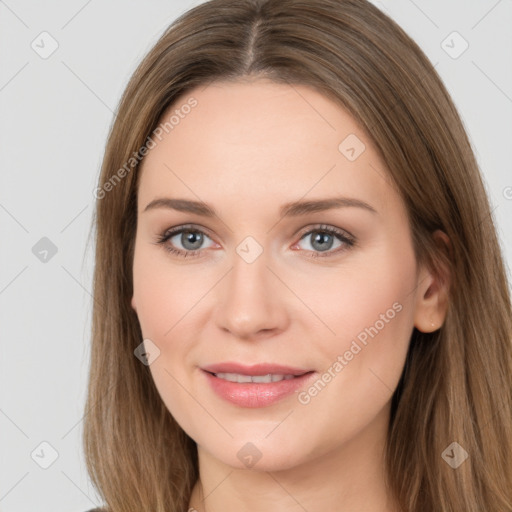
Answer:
[{"xmin": 1, "ymin": 1, "xmax": 511, "ymax": 511}]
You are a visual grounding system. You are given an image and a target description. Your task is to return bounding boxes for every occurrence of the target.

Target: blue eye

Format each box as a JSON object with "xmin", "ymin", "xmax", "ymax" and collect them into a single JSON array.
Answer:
[
  {"xmin": 155, "ymin": 223, "xmax": 355, "ymax": 259},
  {"xmin": 295, "ymin": 225, "xmax": 355, "ymax": 257},
  {"xmin": 296, "ymin": 225, "xmax": 355, "ymax": 258},
  {"xmin": 155, "ymin": 225, "xmax": 216, "ymax": 258}
]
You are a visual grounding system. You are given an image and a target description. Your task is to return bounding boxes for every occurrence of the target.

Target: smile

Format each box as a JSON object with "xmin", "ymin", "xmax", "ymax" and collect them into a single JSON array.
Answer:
[
  {"xmin": 212, "ymin": 372, "xmax": 297, "ymax": 383},
  {"xmin": 201, "ymin": 367, "xmax": 316, "ymax": 408}
]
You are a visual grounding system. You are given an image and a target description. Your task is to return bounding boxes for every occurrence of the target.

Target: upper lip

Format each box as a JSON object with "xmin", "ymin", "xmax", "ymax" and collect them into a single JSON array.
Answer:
[{"xmin": 201, "ymin": 362, "xmax": 312, "ymax": 376}]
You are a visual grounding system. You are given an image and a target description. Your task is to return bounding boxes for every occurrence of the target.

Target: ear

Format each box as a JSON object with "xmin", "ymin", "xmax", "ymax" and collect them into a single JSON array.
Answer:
[
  {"xmin": 131, "ymin": 295, "xmax": 137, "ymax": 312},
  {"xmin": 413, "ymin": 230, "xmax": 451, "ymax": 333}
]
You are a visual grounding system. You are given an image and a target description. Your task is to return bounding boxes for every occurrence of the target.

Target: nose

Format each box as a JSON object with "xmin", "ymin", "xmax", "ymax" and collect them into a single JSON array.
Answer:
[{"xmin": 213, "ymin": 250, "xmax": 290, "ymax": 340}]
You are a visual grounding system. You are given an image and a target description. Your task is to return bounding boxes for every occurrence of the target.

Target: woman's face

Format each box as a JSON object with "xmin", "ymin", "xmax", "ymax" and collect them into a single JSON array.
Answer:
[{"xmin": 131, "ymin": 79, "xmax": 437, "ymax": 472}]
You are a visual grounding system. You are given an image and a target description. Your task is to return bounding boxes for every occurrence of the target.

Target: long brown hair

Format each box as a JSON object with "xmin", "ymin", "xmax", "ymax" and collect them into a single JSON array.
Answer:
[{"xmin": 83, "ymin": 1, "xmax": 512, "ymax": 510}]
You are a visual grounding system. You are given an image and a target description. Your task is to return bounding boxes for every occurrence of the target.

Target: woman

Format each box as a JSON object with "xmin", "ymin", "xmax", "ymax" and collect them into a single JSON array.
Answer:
[{"xmin": 83, "ymin": 0, "xmax": 512, "ymax": 510}]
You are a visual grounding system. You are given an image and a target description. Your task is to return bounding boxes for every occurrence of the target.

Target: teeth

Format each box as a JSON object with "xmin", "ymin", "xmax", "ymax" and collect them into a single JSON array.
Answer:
[{"xmin": 214, "ymin": 372, "xmax": 296, "ymax": 383}]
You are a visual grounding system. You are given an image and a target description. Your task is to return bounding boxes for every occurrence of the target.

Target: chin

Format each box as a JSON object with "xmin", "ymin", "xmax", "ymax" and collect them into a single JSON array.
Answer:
[{"xmin": 203, "ymin": 437, "xmax": 311, "ymax": 473}]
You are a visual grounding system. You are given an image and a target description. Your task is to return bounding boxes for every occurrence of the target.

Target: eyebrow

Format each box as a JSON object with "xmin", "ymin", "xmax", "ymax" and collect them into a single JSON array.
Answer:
[{"xmin": 142, "ymin": 196, "xmax": 377, "ymax": 217}]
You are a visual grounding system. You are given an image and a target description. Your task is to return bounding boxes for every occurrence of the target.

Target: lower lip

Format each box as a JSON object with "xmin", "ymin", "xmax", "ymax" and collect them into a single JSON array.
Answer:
[{"xmin": 202, "ymin": 370, "xmax": 316, "ymax": 408}]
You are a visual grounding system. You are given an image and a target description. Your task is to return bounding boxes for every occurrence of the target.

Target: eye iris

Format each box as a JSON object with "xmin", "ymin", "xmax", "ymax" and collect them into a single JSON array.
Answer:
[
  {"xmin": 311, "ymin": 231, "xmax": 333, "ymax": 252},
  {"xmin": 182, "ymin": 230, "xmax": 203, "ymax": 250}
]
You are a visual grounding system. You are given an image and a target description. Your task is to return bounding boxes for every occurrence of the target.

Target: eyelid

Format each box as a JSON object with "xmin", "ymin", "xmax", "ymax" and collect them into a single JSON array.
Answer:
[
  {"xmin": 159, "ymin": 223, "xmax": 217, "ymax": 242},
  {"xmin": 295, "ymin": 223, "xmax": 355, "ymax": 242}
]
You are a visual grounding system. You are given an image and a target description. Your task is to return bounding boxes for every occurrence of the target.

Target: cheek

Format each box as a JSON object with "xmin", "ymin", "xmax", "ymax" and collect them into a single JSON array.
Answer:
[
  {"xmin": 337, "ymin": 265, "xmax": 413, "ymax": 352},
  {"xmin": 300, "ymin": 241, "xmax": 417, "ymax": 395},
  {"xmin": 289, "ymin": 251, "xmax": 416, "ymax": 451},
  {"xmin": 301, "ymin": 244, "xmax": 415, "ymax": 345},
  {"xmin": 132, "ymin": 243, "xmax": 204, "ymax": 340},
  {"xmin": 131, "ymin": 246, "xmax": 200, "ymax": 427},
  {"xmin": 131, "ymin": 246, "xmax": 209, "ymax": 417},
  {"xmin": 329, "ymin": 253, "xmax": 416, "ymax": 388}
]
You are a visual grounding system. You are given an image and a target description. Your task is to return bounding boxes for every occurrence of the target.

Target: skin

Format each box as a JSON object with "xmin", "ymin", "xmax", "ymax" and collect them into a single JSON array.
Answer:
[{"xmin": 130, "ymin": 78, "xmax": 449, "ymax": 512}]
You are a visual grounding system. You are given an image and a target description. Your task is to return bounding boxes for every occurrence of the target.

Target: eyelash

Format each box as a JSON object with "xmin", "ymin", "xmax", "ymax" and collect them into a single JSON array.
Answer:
[{"xmin": 154, "ymin": 223, "xmax": 356, "ymax": 259}]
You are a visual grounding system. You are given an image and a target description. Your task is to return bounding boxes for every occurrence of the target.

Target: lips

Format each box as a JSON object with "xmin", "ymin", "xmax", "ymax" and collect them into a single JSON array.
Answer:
[{"xmin": 200, "ymin": 362, "xmax": 316, "ymax": 408}]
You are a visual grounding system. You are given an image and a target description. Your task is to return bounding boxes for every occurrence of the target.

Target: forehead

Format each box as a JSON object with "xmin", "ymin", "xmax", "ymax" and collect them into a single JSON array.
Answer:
[{"xmin": 137, "ymin": 79, "xmax": 396, "ymax": 217}]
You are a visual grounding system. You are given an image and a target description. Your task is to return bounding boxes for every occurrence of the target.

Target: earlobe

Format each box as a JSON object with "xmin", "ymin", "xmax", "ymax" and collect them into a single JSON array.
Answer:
[
  {"xmin": 131, "ymin": 296, "xmax": 137, "ymax": 312},
  {"xmin": 413, "ymin": 230, "xmax": 451, "ymax": 333}
]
